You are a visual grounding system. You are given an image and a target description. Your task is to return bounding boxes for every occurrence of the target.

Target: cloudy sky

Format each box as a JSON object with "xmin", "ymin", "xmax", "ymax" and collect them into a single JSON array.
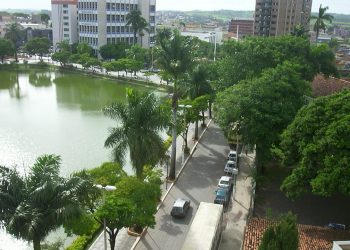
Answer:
[{"xmin": 0, "ymin": 0, "xmax": 349, "ymax": 14}]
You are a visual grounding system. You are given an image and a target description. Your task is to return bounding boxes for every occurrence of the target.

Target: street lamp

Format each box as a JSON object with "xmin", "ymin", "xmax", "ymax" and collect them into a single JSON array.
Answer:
[
  {"xmin": 178, "ymin": 104, "xmax": 192, "ymax": 164},
  {"xmin": 95, "ymin": 184, "xmax": 117, "ymax": 250}
]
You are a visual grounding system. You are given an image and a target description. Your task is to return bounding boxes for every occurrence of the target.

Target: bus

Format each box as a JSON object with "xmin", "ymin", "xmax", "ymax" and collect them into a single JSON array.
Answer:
[{"xmin": 181, "ymin": 202, "xmax": 223, "ymax": 250}]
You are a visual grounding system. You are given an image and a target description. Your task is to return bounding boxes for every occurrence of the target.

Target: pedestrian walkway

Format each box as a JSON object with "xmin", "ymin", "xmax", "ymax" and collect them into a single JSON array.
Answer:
[
  {"xmin": 88, "ymin": 120, "xmax": 210, "ymax": 250},
  {"xmin": 220, "ymin": 151, "xmax": 255, "ymax": 250}
]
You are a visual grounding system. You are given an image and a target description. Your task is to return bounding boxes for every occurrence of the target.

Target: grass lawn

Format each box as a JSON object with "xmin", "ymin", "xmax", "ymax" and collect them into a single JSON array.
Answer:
[{"xmin": 254, "ymin": 162, "xmax": 350, "ymax": 227}]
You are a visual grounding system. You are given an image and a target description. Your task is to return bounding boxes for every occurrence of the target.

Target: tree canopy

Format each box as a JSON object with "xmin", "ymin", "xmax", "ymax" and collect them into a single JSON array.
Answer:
[
  {"xmin": 311, "ymin": 5, "xmax": 334, "ymax": 40},
  {"xmin": 215, "ymin": 62, "xmax": 310, "ymax": 170},
  {"xmin": 280, "ymin": 89, "xmax": 350, "ymax": 199},
  {"xmin": 0, "ymin": 38, "xmax": 14, "ymax": 63},
  {"xmin": 25, "ymin": 37, "xmax": 51, "ymax": 58}
]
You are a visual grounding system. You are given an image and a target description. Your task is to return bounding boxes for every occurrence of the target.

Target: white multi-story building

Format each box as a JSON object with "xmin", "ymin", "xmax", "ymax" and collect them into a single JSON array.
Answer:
[
  {"xmin": 52, "ymin": 0, "xmax": 156, "ymax": 52},
  {"xmin": 77, "ymin": 0, "xmax": 156, "ymax": 50},
  {"xmin": 51, "ymin": 0, "xmax": 78, "ymax": 50}
]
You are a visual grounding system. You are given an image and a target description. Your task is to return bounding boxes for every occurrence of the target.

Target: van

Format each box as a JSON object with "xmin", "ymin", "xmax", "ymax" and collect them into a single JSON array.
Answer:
[{"xmin": 171, "ymin": 198, "xmax": 191, "ymax": 218}]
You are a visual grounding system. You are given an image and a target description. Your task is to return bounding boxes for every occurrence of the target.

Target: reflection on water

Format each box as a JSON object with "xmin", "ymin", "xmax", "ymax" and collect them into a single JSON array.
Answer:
[{"xmin": 0, "ymin": 66, "xmax": 162, "ymax": 249}]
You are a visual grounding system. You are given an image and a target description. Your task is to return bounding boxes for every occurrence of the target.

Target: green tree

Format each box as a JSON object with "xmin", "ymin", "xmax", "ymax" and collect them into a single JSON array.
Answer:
[
  {"xmin": 40, "ymin": 13, "xmax": 50, "ymax": 28},
  {"xmin": 25, "ymin": 37, "xmax": 51, "ymax": 58},
  {"xmin": 188, "ymin": 64, "xmax": 212, "ymax": 139},
  {"xmin": 51, "ymin": 50, "xmax": 71, "ymax": 66},
  {"xmin": 4, "ymin": 22, "xmax": 24, "ymax": 62},
  {"xmin": 77, "ymin": 42, "xmax": 93, "ymax": 56},
  {"xmin": 0, "ymin": 155, "xmax": 87, "ymax": 250},
  {"xmin": 192, "ymin": 95, "xmax": 209, "ymax": 128},
  {"xmin": 280, "ymin": 89, "xmax": 350, "ymax": 199},
  {"xmin": 103, "ymin": 89, "xmax": 170, "ymax": 179},
  {"xmin": 311, "ymin": 5, "xmax": 334, "ymax": 41},
  {"xmin": 126, "ymin": 10, "xmax": 148, "ymax": 46},
  {"xmin": 291, "ymin": 24, "xmax": 308, "ymax": 38},
  {"xmin": 215, "ymin": 62, "xmax": 310, "ymax": 173},
  {"xmin": 0, "ymin": 38, "xmax": 14, "ymax": 63},
  {"xmin": 259, "ymin": 213, "xmax": 298, "ymax": 250},
  {"xmin": 127, "ymin": 44, "xmax": 147, "ymax": 63},
  {"xmin": 156, "ymin": 30, "xmax": 193, "ymax": 180},
  {"xmin": 310, "ymin": 43, "xmax": 338, "ymax": 77},
  {"xmin": 99, "ymin": 44, "xmax": 118, "ymax": 61}
]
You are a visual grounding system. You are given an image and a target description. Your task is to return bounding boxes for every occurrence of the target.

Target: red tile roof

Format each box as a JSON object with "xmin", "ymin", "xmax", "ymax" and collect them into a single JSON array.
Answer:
[
  {"xmin": 311, "ymin": 74, "xmax": 350, "ymax": 97},
  {"xmin": 243, "ymin": 218, "xmax": 350, "ymax": 250}
]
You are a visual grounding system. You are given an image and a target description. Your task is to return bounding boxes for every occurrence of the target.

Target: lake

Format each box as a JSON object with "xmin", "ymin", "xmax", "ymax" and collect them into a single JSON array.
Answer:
[{"xmin": 0, "ymin": 65, "xmax": 162, "ymax": 249}]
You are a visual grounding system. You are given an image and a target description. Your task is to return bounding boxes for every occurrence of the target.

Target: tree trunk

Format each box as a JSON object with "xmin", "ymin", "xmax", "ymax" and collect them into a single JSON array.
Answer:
[
  {"xmin": 194, "ymin": 120, "xmax": 199, "ymax": 140},
  {"xmin": 184, "ymin": 127, "xmax": 188, "ymax": 151},
  {"xmin": 15, "ymin": 50, "xmax": 18, "ymax": 62},
  {"xmin": 134, "ymin": 31, "xmax": 137, "ymax": 45},
  {"xmin": 209, "ymin": 101, "xmax": 212, "ymax": 119},
  {"xmin": 201, "ymin": 111, "xmax": 205, "ymax": 126},
  {"xmin": 33, "ymin": 236, "xmax": 41, "ymax": 250},
  {"xmin": 108, "ymin": 228, "xmax": 119, "ymax": 250},
  {"xmin": 169, "ymin": 95, "xmax": 178, "ymax": 180}
]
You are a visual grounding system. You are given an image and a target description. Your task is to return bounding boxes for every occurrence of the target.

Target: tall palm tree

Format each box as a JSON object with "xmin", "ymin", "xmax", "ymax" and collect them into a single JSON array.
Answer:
[
  {"xmin": 4, "ymin": 22, "xmax": 23, "ymax": 62},
  {"xmin": 188, "ymin": 64, "xmax": 212, "ymax": 140},
  {"xmin": 156, "ymin": 30, "xmax": 193, "ymax": 180},
  {"xmin": 311, "ymin": 5, "xmax": 334, "ymax": 41},
  {"xmin": 126, "ymin": 10, "xmax": 149, "ymax": 46},
  {"xmin": 103, "ymin": 89, "xmax": 169, "ymax": 179},
  {"xmin": 0, "ymin": 155, "xmax": 87, "ymax": 250}
]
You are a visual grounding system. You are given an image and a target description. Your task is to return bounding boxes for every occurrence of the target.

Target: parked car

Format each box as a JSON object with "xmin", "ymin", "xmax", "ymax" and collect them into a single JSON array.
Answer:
[
  {"xmin": 218, "ymin": 176, "xmax": 233, "ymax": 190},
  {"xmin": 326, "ymin": 223, "xmax": 346, "ymax": 230},
  {"xmin": 214, "ymin": 187, "xmax": 230, "ymax": 207},
  {"xmin": 224, "ymin": 160, "xmax": 238, "ymax": 175},
  {"xmin": 227, "ymin": 150, "xmax": 239, "ymax": 164},
  {"xmin": 171, "ymin": 198, "xmax": 191, "ymax": 218}
]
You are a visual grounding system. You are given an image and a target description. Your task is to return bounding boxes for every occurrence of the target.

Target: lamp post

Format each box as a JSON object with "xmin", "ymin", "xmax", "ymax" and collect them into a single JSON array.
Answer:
[
  {"xmin": 95, "ymin": 184, "xmax": 117, "ymax": 250},
  {"xmin": 178, "ymin": 104, "xmax": 192, "ymax": 164}
]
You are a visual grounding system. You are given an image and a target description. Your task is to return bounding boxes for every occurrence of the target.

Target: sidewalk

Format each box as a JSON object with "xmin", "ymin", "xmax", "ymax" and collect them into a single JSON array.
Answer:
[
  {"xmin": 220, "ymin": 151, "xmax": 256, "ymax": 250},
  {"xmin": 88, "ymin": 120, "xmax": 209, "ymax": 250}
]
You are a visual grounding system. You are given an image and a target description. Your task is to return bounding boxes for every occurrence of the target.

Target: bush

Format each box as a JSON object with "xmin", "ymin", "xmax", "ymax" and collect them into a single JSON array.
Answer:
[
  {"xmin": 259, "ymin": 212, "xmax": 299, "ymax": 250},
  {"xmin": 65, "ymin": 235, "xmax": 90, "ymax": 250}
]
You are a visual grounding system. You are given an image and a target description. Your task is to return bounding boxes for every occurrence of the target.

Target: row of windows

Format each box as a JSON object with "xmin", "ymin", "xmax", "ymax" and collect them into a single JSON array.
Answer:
[
  {"xmin": 107, "ymin": 37, "xmax": 134, "ymax": 45},
  {"xmin": 78, "ymin": 2, "xmax": 97, "ymax": 10},
  {"xmin": 79, "ymin": 25, "xmax": 98, "ymax": 33},
  {"xmin": 106, "ymin": 3, "xmax": 137, "ymax": 11},
  {"xmin": 79, "ymin": 13, "xmax": 98, "ymax": 22},
  {"xmin": 107, "ymin": 26, "xmax": 132, "ymax": 33},
  {"xmin": 107, "ymin": 14, "xmax": 126, "ymax": 22},
  {"xmin": 80, "ymin": 36, "xmax": 98, "ymax": 46}
]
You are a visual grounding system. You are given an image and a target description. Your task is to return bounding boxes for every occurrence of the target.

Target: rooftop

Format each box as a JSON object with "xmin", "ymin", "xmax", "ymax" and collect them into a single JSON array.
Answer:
[{"xmin": 243, "ymin": 218, "xmax": 350, "ymax": 250}]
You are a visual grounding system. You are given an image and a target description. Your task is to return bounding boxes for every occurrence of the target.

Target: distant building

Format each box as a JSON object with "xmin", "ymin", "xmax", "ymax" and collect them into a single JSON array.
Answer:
[
  {"xmin": 228, "ymin": 19, "xmax": 254, "ymax": 38},
  {"xmin": 254, "ymin": 0, "xmax": 312, "ymax": 36},
  {"xmin": 51, "ymin": 0, "xmax": 78, "ymax": 49},
  {"xmin": 77, "ymin": 0, "xmax": 156, "ymax": 51},
  {"xmin": 0, "ymin": 15, "xmax": 13, "ymax": 38}
]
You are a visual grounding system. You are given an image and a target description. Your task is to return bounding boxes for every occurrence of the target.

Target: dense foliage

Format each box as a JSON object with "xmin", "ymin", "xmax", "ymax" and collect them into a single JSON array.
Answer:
[
  {"xmin": 215, "ymin": 62, "xmax": 310, "ymax": 171},
  {"xmin": 280, "ymin": 89, "xmax": 350, "ymax": 199},
  {"xmin": 259, "ymin": 213, "xmax": 299, "ymax": 250}
]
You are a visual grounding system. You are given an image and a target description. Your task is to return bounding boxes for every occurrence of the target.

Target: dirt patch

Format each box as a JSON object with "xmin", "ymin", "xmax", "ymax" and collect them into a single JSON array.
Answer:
[{"xmin": 254, "ymin": 164, "xmax": 350, "ymax": 227}]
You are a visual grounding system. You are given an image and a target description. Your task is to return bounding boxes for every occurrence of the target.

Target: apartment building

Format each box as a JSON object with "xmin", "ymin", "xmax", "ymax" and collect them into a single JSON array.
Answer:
[
  {"xmin": 51, "ymin": 0, "xmax": 78, "ymax": 49},
  {"xmin": 254, "ymin": 0, "xmax": 312, "ymax": 36},
  {"xmin": 228, "ymin": 19, "xmax": 254, "ymax": 38}
]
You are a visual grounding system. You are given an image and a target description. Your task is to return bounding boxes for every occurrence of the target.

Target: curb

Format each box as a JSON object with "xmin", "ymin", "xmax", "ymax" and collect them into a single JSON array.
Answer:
[{"xmin": 130, "ymin": 119, "xmax": 213, "ymax": 250}]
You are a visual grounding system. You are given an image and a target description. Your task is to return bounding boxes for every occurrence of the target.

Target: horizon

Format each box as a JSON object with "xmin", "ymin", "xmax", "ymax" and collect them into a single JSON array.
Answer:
[{"xmin": 0, "ymin": 0, "xmax": 349, "ymax": 15}]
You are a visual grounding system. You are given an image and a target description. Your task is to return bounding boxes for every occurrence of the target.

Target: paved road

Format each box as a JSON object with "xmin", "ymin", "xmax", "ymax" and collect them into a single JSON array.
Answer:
[{"xmin": 135, "ymin": 123, "xmax": 230, "ymax": 250}]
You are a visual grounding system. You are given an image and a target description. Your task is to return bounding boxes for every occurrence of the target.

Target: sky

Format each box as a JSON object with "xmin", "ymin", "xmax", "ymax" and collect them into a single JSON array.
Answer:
[{"xmin": 0, "ymin": 0, "xmax": 349, "ymax": 14}]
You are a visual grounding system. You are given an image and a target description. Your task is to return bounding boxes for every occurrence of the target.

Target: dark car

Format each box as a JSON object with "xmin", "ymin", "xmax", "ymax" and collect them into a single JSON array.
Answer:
[
  {"xmin": 214, "ymin": 187, "xmax": 230, "ymax": 207},
  {"xmin": 327, "ymin": 223, "xmax": 346, "ymax": 230},
  {"xmin": 171, "ymin": 198, "xmax": 191, "ymax": 218}
]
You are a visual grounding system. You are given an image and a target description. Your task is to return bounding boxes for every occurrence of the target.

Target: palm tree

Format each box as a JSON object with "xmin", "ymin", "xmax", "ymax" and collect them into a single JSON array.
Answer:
[
  {"xmin": 0, "ymin": 155, "xmax": 87, "ymax": 250},
  {"xmin": 311, "ymin": 5, "xmax": 334, "ymax": 42},
  {"xmin": 188, "ymin": 64, "xmax": 212, "ymax": 140},
  {"xmin": 126, "ymin": 10, "xmax": 149, "ymax": 46},
  {"xmin": 4, "ymin": 22, "xmax": 23, "ymax": 62},
  {"xmin": 156, "ymin": 30, "xmax": 193, "ymax": 180},
  {"xmin": 103, "ymin": 89, "xmax": 169, "ymax": 179}
]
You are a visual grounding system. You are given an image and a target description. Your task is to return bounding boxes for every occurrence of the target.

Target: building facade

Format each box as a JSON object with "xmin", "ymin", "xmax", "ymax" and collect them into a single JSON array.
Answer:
[
  {"xmin": 51, "ymin": 0, "xmax": 78, "ymax": 49},
  {"xmin": 254, "ymin": 0, "xmax": 312, "ymax": 36},
  {"xmin": 228, "ymin": 19, "xmax": 254, "ymax": 38}
]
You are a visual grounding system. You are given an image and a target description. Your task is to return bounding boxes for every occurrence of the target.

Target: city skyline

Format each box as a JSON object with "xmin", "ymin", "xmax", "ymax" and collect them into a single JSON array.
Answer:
[{"xmin": 0, "ymin": 0, "xmax": 349, "ymax": 14}]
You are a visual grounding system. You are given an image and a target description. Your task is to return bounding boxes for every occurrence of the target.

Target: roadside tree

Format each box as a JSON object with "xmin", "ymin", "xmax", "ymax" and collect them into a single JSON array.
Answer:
[
  {"xmin": 103, "ymin": 89, "xmax": 170, "ymax": 179},
  {"xmin": 25, "ymin": 37, "xmax": 51, "ymax": 59},
  {"xmin": 126, "ymin": 10, "xmax": 148, "ymax": 46},
  {"xmin": 156, "ymin": 29, "xmax": 193, "ymax": 180},
  {"xmin": 279, "ymin": 89, "xmax": 350, "ymax": 199},
  {"xmin": 4, "ymin": 22, "xmax": 24, "ymax": 62},
  {"xmin": 215, "ymin": 62, "xmax": 310, "ymax": 173},
  {"xmin": 0, "ymin": 38, "xmax": 14, "ymax": 63}
]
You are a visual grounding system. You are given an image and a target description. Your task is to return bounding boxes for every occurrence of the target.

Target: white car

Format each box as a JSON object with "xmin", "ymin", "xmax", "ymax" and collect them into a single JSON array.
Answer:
[
  {"xmin": 218, "ymin": 176, "xmax": 233, "ymax": 190},
  {"xmin": 224, "ymin": 160, "xmax": 238, "ymax": 175},
  {"xmin": 227, "ymin": 150, "xmax": 239, "ymax": 164}
]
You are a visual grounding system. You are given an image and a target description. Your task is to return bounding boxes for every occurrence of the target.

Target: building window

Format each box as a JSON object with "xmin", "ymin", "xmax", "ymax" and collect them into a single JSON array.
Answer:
[
  {"xmin": 63, "ymin": 16, "xmax": 69, "ymax": 20},
  {"xmin": 64, "ymin": 28, "xmax": 69, "ymax": 31},
  {"xmin": 63, "ymin": 4, "xmax": 68, "ymax": 8}
]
